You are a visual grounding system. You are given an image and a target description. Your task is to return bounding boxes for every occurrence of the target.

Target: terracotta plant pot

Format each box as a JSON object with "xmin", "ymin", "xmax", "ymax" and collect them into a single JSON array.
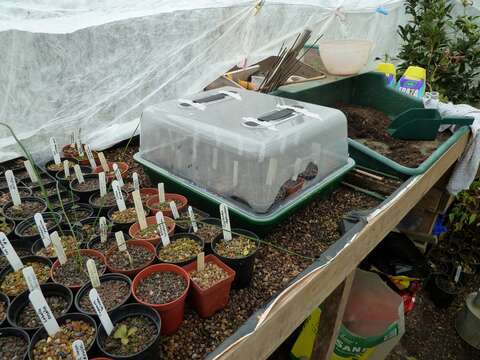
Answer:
[
  {"xmin": 105, "ymin": 240, "xmax": 156, "ymax": 278},
  {"xmin": 50, "ymin": 249, "xmax": 106, "ymax": 291},
  {"xmin": 126, "ymin": 188, "xmax": 158, "ymax": 205},
  {"xmin": 128, "ymin": 216, "xmax": 175, "ymax": 246},
  {"xmin": 132, "ymin": 263, "xmax": 190, "ymax": 335},
  {"xmin": 93, "ymin": 161, "xmax": 129, "ymax": 181},
  {"xmin": 183, "ymin": 254, "xmax": 235, "ymax": 318},
  {"xmin": 145, "ymin": 193, "xmax": 188, "ymax": 218},
  {"xmin": 74, "ymin": 150, "xmax": 99, "ymax": 166}
]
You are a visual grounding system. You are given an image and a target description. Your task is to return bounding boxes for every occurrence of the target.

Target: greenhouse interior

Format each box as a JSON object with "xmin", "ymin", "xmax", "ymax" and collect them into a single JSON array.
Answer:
[{"xmin": 1, "ymin": 0, "xmax": 480, "ymax": 359}]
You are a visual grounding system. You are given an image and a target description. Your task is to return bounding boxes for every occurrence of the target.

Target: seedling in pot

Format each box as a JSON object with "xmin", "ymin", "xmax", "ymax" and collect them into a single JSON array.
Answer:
[
  {"xmin": 110, "ymin": 181, "xmax": 137, "ymax": 226},
  {"xmin": 0, "ymin": 186, "xmax": 31, "ymax": 207},
  {"xmin": 157, "ymin": 233, "xmax": 203, "ymax": 264},
  {"xmin": 189, "ymin": 253, "xmax": 228, "ymax": 289}
]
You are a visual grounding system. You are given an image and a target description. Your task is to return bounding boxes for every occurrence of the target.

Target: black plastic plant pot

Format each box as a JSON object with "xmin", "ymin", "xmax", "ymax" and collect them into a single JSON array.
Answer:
[
  {"xmin": 107, "ymin": 206, "xmax": 139, "ymax": 233},
  {"xmin": 0, "ymin": 291, "xmax": 10, "ymax": 327},
  {"xmin": 0, "ymin": 327, "xmax": 30, "ymax": 359},
  {"xmin": 28, "ymin": 312, "xmax": 98, "ymax": 360},
  {"xmin": 1, "ymin": 197, "xmax": 48, "ymax": 223},
  {"xmin": 96, "ymin": 303, "xmax": 162, "ymax": 360},
  {"xmin": 15, "ymin": 212, "xmax": 62, "ymax": 243},
  {"xmin": 87, "ymin": 232, "xmax": 131, "ymax": 255},
  {"xmin": 0, "ymin": 255, "xmax": 53, "ymax": 299},
  {"xmin": 44, "ymin": 157, "xmax": 78, "ymax": 177},
  {"xmin": 31, "ymin": 229, "xmax": 84, "ymax": 261},
  {"xmin": 74, "ymin": 273, "xmax": 132, "ymax": 318},
  {"xmin": 11, "ymin": 238, "xmax": 34, "ymax": 257},
  {"xmin": 0, "ymin": 217, "xmax": 15, "ymax": 239},
  {"xmin": 89, "ymin": 191, "xmax": 127, "ymax": 217},
  {"xmin": 61, "ymin": 202, "xmax": 95, "ymax": 224},
  {"xmin": 30, "ymin": 182, "xmax": 65, "ymax": 200},
  {"xmin": 72, "ymin": 217, "xmax": 112, "ymax": 245},
  {"xmin": 22, "ymin": 172, "xmax": 57, "ymax": 189},
  {"xmin": 189, "ymin": 218, "xmax": 222, "ymax": 255},
  {"xmin": 175, "ymin": 207, "xmax": 210, "ymax": 234},
  {"xmin": 156, "ymin": 233, "xmax": 205, "ymax": 267},
  {"xmin": 70, "ymin": 174, "xmax": 101, "ymax": 203},
  {"xmin": 0, "ymin": 186, "xmax": 32, "ymax": 208},
  {"xmin": 55, "ymin": 166, "xmax": 91, "ymax": 187},
  {"xmin": 7, "ymin": 283, "xmax": 73, "ymax": 334},
  {"xmin": 47, "ymin": 191, "xmax": 81, "ymax": 211},
  {"xmin": 212, "ymin": 228, "xmax": 259, "ymax": 289},
  {"xmin": 429, "ymin": 274, "xmax": 459, "ymax": 308}
]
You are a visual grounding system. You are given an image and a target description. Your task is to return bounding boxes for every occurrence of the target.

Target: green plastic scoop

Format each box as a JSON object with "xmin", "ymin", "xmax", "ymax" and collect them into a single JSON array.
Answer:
[{"xmin": 388, "ymin": 108, "xmax": 473, "ymax": 140}]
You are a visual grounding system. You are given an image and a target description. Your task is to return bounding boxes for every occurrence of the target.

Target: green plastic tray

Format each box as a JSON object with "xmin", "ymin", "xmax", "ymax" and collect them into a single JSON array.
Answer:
[
  {"xmin": 134, "ymin": 153, "xmax": 355, "ymax": 235},
  {"xmin": 273, "ymin": 72, "xmax": 470, "ymax": 178}
]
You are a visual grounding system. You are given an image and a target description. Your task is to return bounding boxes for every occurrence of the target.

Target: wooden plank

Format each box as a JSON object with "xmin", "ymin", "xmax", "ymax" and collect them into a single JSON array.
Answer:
[
  {"xmin": 311, "ymin": 271, "xmax": 355, "ymax": 360},
  {"xmin": 213, "ymin": 132, "xmax": 469, "ymax": 360}
]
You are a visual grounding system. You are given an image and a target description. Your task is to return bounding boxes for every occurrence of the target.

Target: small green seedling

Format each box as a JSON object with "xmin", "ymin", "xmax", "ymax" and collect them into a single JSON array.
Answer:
[{"xmin": 113, "ymin": 324, "xmax": 138, "ymax": 345}]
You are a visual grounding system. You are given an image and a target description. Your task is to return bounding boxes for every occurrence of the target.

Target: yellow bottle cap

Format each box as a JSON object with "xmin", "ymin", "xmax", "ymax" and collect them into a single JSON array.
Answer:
[
  {"xmin": 377, "ymin": 63, "xmax": 396, "ymax": 76},
  {"xmin": 404, "ymin": 66, "xmax": 426, "ymax": 81}
]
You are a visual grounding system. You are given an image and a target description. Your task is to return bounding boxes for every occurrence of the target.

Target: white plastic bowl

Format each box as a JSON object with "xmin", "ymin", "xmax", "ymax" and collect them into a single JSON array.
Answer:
[{"xmin": 319, "ymin": 40, "xmax": 373, "ymax": 76}]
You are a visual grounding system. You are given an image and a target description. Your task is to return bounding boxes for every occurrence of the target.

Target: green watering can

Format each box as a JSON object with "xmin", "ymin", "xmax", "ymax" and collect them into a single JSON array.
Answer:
[{"xmin": 388, "ymin": 108, "xmax": 474, "ymax": 141}]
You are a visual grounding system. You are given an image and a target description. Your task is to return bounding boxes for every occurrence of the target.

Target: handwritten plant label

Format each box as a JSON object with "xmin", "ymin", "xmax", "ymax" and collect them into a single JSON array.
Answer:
[
  {"xmin": 70, "ymin": 131, "xmax": 75, "ymax": 146},
  {"xmin": 73, "ymin": 164, "xmax": 85, "ymax": 184},
  {"xmin": 72, "ymin": 340, "xmax": 88, "ymax": 360},
  {"xmin": 115, "ymin": 231, "xmax": 127, "ymax": 252},
  {"xmin": 64, "ymin": 160, "xmax": 71, "ymax": 178},
  {"xmin": 99, "ymin": 217, "xmax": 108, "ymax": 243},
  {"xmin": 99, "ymin": 172, "xmax": 107, "ymax": 197},
  {"xmin": 133, "ymin": 172, "xmax": 140, "ymax": 191},
  {"xmin": 23, "ymin": 266, "xmax": 40, "ymax": 292},
  {"xmin": 112, "ymin": 180, "xmax": 126, "ymax": 211},
  {"xmin": 98, "ymin": 152, "xmax": 110, "ymax": 172},
  {"xmin": 169, "ymin": 201, "xmax": 180, "ymax": 219},
  {"xmin": 132, "ymin": 190, "xmax": 147, "ymax": 230},
  {"xmin": 86, "ymin": 259, "xmax": 101, "ymax": 288},
  {"xmin": 455, "ymin": 265, "xmax": 462, "ymax": 283},
  {"xmin": 50, "ymin": 137, "xmax": 61, "ymax": 165},
  {"xmin": 84, "ymin": 144, "xmax": 97, "ymax": 168},
  {"xmin": 75, "ymin": 128, "xmax": 84, "ymax": 156},
  {"xmin": 113, "ymin": 163, "xmax": 124, "ymax": 187},
  {"xmin": 156, "ymin": 212, "xmax": 170, "ymax": 247},
  {"xmin": 29, "ymin": 289, "xmax": 60, "ymax": 336},
  {"xmin": 0, "ymin": 232, "xmax": 23, "ymax": 271},
  {"xmin": 24, "ymin": 160, "xmax": 38, "ymax": 183},
  {"xmin": 188, "ymin": 206, "xmax": 198, "ymax": 232},
  {"xmin": 197, "ymin": 252, "xmax": 205, "ymax": 272},
  {"xmin": 5, "ymin": 170, "xmax": 21, "ymax": 205},
  {"xmin": 219, "ymin": 203, "xmax": 232, "ymax": 241},
  {"xmin": 89, "ymin": 288, "xmax": 114, "ymax": 335},
  {"xmin": 158, "ymin": 183, "xmax": 165, "ymax": 203},
  {"xmin": 34, "ymin": 213, "xmax": 51, "ymax": 247},
  {"xmin": 51, "ymin": 231, "xmax": 67, "ymax": 265}
]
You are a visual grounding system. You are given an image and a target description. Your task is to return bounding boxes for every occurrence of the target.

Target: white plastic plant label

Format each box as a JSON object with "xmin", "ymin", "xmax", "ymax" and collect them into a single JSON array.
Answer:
[
  {"xmin": 86, "ymin": 259, "xmax": 101, "ymax": 288},
  {"xmin": 99, "ymin": 217, "xmax": 108, "ymax": 243},
  {"xmin": 98, "ymin": 152, "xmax": 110, "ymax": 172},
  {"xmin": 292, "ymin": 158, "xmax": 302, "ymax": 181},
  {"xmin": 73, "ymin": 164, "xmax": 85, "ymax": 184},
  {"xmin": 212, "ymin": 148, "xmax": 218, "ymax": 170},
  {"xmin": 133, "ymin": 172, "xmax": 140, "ymax": 191},
  {"xmin": 34, "ymin": 213, "xmax": 51, "ymax": 247},
  {"xmin": 0, "ymin": 232, "xmax": 23, "ymax": 271},
  {"xmin": 64, "ymin": 160, "xmax": 71, "ymax": 178},
  {"xmin": 24, "ymin": 160, "xmax": 38, "ymax": 183},
  {"xmin": 132, "ymin": 190, "xmax": 147, "ymax": 230},
  {"xmin": 72, "ymin": 340, "xmax": 88, "ymax": 360},
  {"xmin": 51, "ymin": 231, "xmax": 67, "ymax": 265},
  {"xmin": 197, "ymin": 252, "xmax": 205, "ymax": 272},
  {"xmin": 233, "ymin": 161, "xmax": 239, "ymax": 187},
  {"xmin": 188, "ymin": 206, "xmax": 198, "ymax": 233},
  {"xmin": 76, "ymin": 128, "xmax": 84, "ymax": 156},
  {"xmin": 89, "ymin": 288, "xmax": 114, "ymax": 336},
  {"xmin": 22, "ymin": 266, "xmax": 40, "ymax": 292},
  {"xmin": 266, "ymin": 158, "xmax": 278, "ymax": 186},
  {"xmin": 113, "ymin": 163, "xmax": 124, "ymax": 187},
  {"xmin": 115, "ymin": 231, "xmax": 127, "ymax": 252},
  {"xmin": 99, "ymin": 172, "xmax": 107, "ymax": 197},
  {"xmin": 158, "ymin": 183, "xmax": 165, "ymax": 203},
  {"xmin": 455, "ymin": 265, "xmax": 462, "ymax": 283},
  {"xmin": 70, "ymin": 131, "xmax": 75, "ymax": 146},
  {"xmin": 5, "ymin": 170, "xmax": 21, "ymax": 206},
  {"xmin": 112, "ymin": 180, "xmax": 126, "ymax": 211},
  {"xmin": 29, "ymin": 289, "xmax": 60, "ymax": 336},
  {"xmin": 219, "ymin": 203, "xmax": 232, "ymax": 241},
  {"xmin": 169, "ymin": 201, "xmax": 180, "ymax": 219},
  {"xmin": 156, "ymin": 212, "xmax": 170, "ymax": 247},
  {"xmin": 84, "ymin": 144, "xmax": 97, "ymax": 168},
  {"xmin": 50, "ymin": 137, "xmax": 61, "ymax": 165}
]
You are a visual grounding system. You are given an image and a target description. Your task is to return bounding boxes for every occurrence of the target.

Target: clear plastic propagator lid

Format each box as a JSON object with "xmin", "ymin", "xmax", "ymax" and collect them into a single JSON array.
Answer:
[{"xmin": 140, "ymin": 86, "xmax": 349, "ymax": 214}]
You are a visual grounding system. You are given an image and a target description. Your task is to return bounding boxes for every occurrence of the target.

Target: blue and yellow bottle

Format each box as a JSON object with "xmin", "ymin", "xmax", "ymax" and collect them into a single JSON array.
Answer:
[
  {"xmin": 396, "ymin": 66, "xmax": 426, "ymax": 98},
  {"xmin": 376, "ymin": 63, "xmax": 396, "ymax": 88}
]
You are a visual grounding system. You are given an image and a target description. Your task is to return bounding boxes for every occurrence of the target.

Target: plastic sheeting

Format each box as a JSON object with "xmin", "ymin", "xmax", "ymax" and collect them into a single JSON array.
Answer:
[{"xmin": 0, "ymin": 0, "xmax": 405, "ymax": 163}]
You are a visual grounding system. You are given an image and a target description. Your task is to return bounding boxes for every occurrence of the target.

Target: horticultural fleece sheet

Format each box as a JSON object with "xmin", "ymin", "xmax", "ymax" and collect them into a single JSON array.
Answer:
[{"xmin": 0, "ymin": 0, "xmax": 405, "ymax": 162}]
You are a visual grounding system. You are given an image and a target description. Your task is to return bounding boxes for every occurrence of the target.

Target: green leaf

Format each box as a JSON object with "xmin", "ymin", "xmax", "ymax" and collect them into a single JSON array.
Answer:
[
  {"xmin": 113, "ymin": 324, "xmax": 128, "ymax": 339},
  {"xmin": 469, "ymin": 213, "xmax": 477, "ymax": 225}
]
